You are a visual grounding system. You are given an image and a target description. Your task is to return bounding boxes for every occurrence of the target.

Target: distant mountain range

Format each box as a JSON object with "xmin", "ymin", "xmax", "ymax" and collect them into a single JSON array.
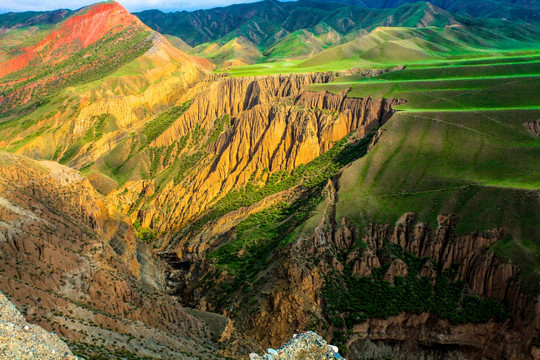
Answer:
[
  {"xmin": 315, "ymin": 0, "xmax": 539, "ymax": 22},
  {"xmin": 2, "ymin": 0, "xmax": 538, "ymax": 69},
  {"xmin": 134, "ymin": 0, "xmax": 540, "ymax": 67}
]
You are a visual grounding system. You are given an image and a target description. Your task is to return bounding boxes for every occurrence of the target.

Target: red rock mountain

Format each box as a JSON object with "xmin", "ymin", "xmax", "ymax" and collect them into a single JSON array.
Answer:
[{"xmin": 0, "ymin": 2, "xmax": 145, "ymax": 78}]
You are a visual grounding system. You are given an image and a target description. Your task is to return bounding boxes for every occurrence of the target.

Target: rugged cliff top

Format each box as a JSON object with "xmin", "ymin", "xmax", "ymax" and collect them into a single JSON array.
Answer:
[
  {"xmin": 249, "ymin": 331, "xmax": 344, "ymax": 360},
  {"xmin": 0, "ymin": 291, "xmax": 79, "ymax": 359}
]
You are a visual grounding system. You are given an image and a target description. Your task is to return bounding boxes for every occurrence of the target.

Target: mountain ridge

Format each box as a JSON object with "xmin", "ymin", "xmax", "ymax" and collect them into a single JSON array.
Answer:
[{"xmin": 135, "ymin": 0, "xmax": 540, "ymax": 68}]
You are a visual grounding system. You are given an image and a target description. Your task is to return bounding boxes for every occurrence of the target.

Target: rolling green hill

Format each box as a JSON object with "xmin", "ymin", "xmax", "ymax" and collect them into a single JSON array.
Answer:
[{"xmin": 299, "ymin": 25, "xmax": 540, "ymax": 67}]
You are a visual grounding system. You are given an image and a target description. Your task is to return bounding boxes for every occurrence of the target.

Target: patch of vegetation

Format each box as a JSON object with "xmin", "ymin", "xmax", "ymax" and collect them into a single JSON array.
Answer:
[
  {"xmin": 58, "ymin": 114, "xmax": 116, "ymax": 164},
  {"xmin": 207, "ymin": 190, "xmax": 324, "ymax": 306},
  {"xmin": 84, "ymin": 114, "xmax": 116, "ymax": 142},
  {"xmin": 6, "ymin": 125, "xmax": 51, "ymax": 152},
  {"xmin": 140, "ymin": 100, "xmax": 192, "ymax": 149},
  {"xmin": 173, "ymin": 151, "xmax": 205, "ymax": 184},
  {"xmin": 205, "ymin": 114, "xmax": 231, "ymax": 147},
  {"xmin": 69, "ymin": 340, "xmax": 154, "ymax": 360},
  {"xmin": 59, "ymin": 142, "xmax": 83, "ymax": 164},
  {"xmin": 322, "ymin": 241, "xmax": 509, "ymax": 330},
  {"xmin": 148, "ymin": 146, "xmax": 164, "ymax": 178},
  {"xmin": 191, "ymin": 122, "xmax": 206, "ymax": 145},
  {"xmin": 133, "ymin": 220, "xmax": 156, "ymax": 244},
  {"xmin": 80, "ymin": 162, "xmax": 95, "ymax": 174}
]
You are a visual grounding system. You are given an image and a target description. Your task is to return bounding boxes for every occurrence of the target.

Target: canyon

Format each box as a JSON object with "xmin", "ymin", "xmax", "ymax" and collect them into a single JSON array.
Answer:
[{"xmin": 0, "ymin": 0, "xmax": 538, "ymax": 359}]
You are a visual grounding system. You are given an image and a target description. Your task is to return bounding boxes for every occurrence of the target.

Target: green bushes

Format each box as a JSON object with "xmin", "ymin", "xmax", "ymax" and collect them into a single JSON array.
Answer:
[
  {"xmin": 133, "ymin": 220, "xmax": 156, "ymax": 244},
  {"xmin": 59, "ymin": 141, "xmax": 83, "ymax": 164},
  {"xmin": 191, "ymin": 133, "xmax": 374, "ymax": 232},
  {"xmin": 322, "ymin": 241, "xmax": 509, "ymax": 330},
  {"xmin": 173, "ymin": 151, "xmax": 204, "ymax": 184},
  {"xmin": 83, "ymin": 114, "xmax": 115, "ymax": 143},
  {"xmin": 207, "ymin": 189, "xmax": 324, "ymax": 305},
  {"xmin": 140, "ymin": 100, "xmax": 192, "ymax": 148},
  {"xmin": 205, "ymin": 114, "xmax": 231, "ymax": 147},
  {"xmin": 148, "ymin": 147, "xmax": 164, "ymax": 178},
  {"xmin": 7, "ymin": 125, "xmax": 51, "ymax": 152}
]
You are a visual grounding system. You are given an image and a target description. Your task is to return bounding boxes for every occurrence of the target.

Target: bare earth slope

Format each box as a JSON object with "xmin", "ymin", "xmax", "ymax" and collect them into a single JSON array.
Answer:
[{"xmin": 0, "ymin": 151, "xmax": 234, "ymax": 359}]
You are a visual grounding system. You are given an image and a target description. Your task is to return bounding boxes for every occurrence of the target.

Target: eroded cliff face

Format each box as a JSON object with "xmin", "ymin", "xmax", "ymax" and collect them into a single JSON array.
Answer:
[
  {"xmin": 0, "ymin": 151, "xmax": 235, "ymax": 359},
  {"xmin": 115, "ymin": 71, "xmax": 403, "ymax": 237},
  {"xmin": 242, "ymin": 185, "xmax": 540, "ymax": 360},
  {"xmin": 163, "ymin": 173, "xmax": 539, "ymax": 360}
]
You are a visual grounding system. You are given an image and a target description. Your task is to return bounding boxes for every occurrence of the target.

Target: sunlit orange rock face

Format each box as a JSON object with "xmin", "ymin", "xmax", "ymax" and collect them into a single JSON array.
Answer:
[{"xmin": 118, "ymin": 72, "xmax": 403, "ymax": 236}]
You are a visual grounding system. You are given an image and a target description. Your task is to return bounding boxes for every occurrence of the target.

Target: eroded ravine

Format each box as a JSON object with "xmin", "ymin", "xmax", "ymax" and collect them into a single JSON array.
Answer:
[{"xmin": 114, "ymin": 71, "xmax": 404, "ymax": 239}]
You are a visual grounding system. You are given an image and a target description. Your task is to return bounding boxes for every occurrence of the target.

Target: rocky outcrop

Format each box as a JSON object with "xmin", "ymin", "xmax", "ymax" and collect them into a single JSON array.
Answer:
[
  {"xmin": 250, "ymin": 331, "xmax": 344, "ymax": 360},
  {"xmin": 245, "ymin": 206, "xmax": 539, "ymax": 360},
  {"xmin": 0, "ymin": 291, "xmax": 80, "ymax": 359},
  {"xmin": 525, "ymin": 120, "xmax": 540, "ymax": 136}
]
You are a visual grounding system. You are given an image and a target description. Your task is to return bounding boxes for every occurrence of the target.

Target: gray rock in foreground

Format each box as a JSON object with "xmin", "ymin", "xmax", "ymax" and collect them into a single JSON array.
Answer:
[
  {"xmin": 249, "ymin": 331, "xmax": 345, "ymax": 360},
  {"xmin": 0, "ymin": 291, "xmax": 80, "ymax": 359}
]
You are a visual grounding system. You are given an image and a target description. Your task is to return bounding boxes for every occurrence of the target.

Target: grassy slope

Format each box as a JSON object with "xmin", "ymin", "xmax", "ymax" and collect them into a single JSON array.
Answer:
[
  {"xmin": 304, "ymin": 53, "xmax": 540, "ymax": 283},
  {"xmin": 225, "ymin": 25, "xmax": 540, "ymax": 76}
]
